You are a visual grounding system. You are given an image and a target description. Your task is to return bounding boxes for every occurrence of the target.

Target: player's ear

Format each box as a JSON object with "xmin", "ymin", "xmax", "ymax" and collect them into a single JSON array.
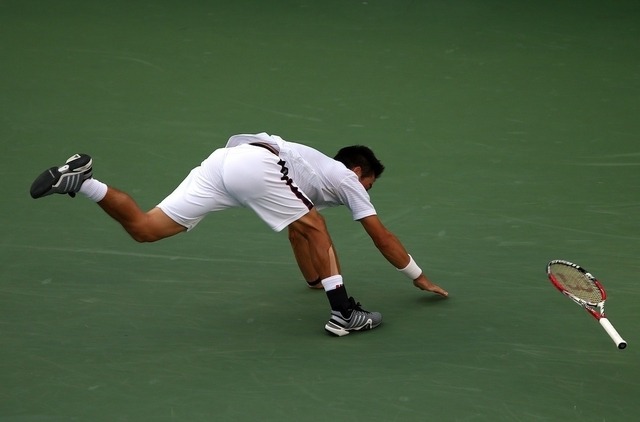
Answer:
[{"xmin": 351, "ymin": 166, "xmax": 362, "ymax": 177}]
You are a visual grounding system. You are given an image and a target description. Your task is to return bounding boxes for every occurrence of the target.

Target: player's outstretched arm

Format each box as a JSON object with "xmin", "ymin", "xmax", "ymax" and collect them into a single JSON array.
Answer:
[{"xmin": 359, "ymin": 215, "xmax": 448, "ymax": 297}]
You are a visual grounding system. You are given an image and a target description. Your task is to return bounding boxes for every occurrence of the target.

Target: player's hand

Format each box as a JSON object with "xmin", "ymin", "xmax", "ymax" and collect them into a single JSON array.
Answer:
[{"xmin": 413, "ymin": 275, "xmax": 449, "ymax": 297}]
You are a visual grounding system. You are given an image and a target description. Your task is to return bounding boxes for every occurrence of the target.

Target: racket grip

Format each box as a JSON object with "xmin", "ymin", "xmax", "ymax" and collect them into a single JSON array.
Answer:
[{"xmin": 599, "ymin": 318, "xmax": 627, "ymax": 349}]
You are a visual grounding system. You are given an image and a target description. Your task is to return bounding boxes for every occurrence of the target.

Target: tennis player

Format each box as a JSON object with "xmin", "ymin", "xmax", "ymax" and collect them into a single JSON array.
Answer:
[{"xmin": 30, "ymin": 132, "xmax": 448, "ymax": 336}]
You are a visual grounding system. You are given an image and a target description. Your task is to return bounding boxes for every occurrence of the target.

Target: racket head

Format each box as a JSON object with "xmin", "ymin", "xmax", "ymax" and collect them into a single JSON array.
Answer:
[{"xmin": 546, "ymin": 260, "xmax": 606, "ymax": 305}]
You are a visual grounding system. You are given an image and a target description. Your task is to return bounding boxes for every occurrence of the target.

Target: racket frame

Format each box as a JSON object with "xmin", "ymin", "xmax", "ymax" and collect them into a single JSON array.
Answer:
[{"xmin": 546, "ymin": 259, "xmax": 627, "ymax": 350}]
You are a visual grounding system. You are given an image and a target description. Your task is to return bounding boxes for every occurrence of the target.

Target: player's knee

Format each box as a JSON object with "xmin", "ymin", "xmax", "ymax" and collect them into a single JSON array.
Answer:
[
  {"xmin": 127, "ymin": 211, "xmax": 184, "ymax": 243},
  {"xmin": 127, "ymin": 223, "xmax": 163, "ymax": 243},
  {"xmin": 288, "ymin": 227, "xmax": 303, "ymax": 244},
  {"xmin": 129, "ymin": 230, "xmax": 159, "ymax": 243}
]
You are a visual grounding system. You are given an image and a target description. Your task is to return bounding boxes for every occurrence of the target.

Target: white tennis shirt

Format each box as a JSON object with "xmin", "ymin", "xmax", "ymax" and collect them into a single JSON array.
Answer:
[{"xmin": 226, "ymin": 133, "xmax": 377, "ymax": 221}]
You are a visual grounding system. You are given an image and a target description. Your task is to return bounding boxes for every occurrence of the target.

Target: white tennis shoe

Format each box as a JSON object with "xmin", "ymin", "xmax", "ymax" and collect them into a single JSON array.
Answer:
[{"xmin": 324, "ymin": 297, "xmax": 382, "ymax": 336}]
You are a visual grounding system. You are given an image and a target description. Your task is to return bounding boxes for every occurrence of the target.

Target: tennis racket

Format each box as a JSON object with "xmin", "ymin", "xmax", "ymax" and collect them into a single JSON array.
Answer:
[{"xmin": 546, "ymin": 259, "xmax": 627, "ymax": 350}]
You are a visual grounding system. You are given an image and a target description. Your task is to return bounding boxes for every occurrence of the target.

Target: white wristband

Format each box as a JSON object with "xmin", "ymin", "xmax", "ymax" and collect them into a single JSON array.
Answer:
[{"xmin": 398, "ymin": 254, "xmax": 422, "ymax": 280}]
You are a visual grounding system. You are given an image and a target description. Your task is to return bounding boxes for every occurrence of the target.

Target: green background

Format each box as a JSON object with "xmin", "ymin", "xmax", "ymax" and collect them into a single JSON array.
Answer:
[{"xmin": 2, "ymin": 1, "xmax": 639, "ymax": 421}]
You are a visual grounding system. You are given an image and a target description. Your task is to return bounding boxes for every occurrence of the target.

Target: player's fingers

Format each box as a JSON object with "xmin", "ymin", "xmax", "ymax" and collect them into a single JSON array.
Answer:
[{"xmin": 414, "ymin": 279, "xmax": 449, "ymax": 297}]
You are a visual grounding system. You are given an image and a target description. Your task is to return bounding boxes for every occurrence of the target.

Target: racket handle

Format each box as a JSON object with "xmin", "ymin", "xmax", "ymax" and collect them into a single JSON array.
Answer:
[{"xmin": 599, "ymin": 318, "xmax": 627, "ymax": 349}]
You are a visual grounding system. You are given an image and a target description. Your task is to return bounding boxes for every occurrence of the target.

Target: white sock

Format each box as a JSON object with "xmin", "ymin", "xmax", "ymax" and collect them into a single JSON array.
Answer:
[
  {"xmin": 79, "ymin": 178, "xmax": 108, "ymax": 202},
  {"xmin": 321, "ymin": 275, "xmax": 344, "ymax": 291}
]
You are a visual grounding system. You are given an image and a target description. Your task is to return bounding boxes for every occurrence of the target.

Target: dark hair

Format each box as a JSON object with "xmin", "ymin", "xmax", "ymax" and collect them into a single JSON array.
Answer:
[{"xmin": 334, "ymin": 145, "xmax": 385, "ymax": 178}]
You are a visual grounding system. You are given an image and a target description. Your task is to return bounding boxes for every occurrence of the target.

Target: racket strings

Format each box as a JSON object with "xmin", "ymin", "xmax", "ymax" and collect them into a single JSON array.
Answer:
[{"xmin": 549, "ymin": 264, "xmax": 603, "ymax": 303}]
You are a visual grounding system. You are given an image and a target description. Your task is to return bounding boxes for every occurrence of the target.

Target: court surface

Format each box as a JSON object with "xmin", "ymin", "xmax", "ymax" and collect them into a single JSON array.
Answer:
[{"xmin": 2, "ymin": 1, "xmax": 639, "ymax": 421}]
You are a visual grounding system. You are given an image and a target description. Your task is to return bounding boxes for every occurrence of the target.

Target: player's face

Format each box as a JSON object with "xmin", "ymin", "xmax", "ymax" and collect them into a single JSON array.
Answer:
[
  {"xmin": 352, "ymin": 166, "xmax": 376, "ymax": 191},
  {"xmin": 359, "ymin": 174, "xmax": 376, "ymax": 191}
]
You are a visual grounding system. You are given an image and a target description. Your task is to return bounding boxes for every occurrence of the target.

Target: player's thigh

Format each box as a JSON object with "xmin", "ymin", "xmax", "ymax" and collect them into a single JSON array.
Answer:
[
  {"xmin": 146, "ymin": 207, "xmax": 188, "ymax": 239},
  {"xmin": 288, "ymin": 208, "xmax": 325, "ymax": 231}
]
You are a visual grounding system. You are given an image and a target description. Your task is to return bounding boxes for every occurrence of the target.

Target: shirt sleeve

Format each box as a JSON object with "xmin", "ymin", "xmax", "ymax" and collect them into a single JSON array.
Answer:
[{"xmin": 336, "ymin": 174, "xmax": 377, "ymax": 220}]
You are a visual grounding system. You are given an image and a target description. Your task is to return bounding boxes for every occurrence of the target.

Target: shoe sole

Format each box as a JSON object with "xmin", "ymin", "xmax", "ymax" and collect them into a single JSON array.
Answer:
[
  {"xmin": 30, "ymin": 167, "xmax": 59, "ymax": 198},
  {"xmin": 30, "ymin": 155, "xmax": 92, "ymax": 199},
  {"xmin": 324, "ymin": 318, "xmax": 379, "ymax": 337}
]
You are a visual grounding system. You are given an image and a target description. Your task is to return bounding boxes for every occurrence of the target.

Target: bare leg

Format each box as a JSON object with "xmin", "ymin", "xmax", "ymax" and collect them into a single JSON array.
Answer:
[
  {"xmin": 288, "ymin": 225, "xmax": 340, "ymax": 289},
  {"xmin": 287, "ymin": 209, "xmax": 339, "ymax": 281},
  {"xmin": 98, "ymin": 186, "xmax": 186, "ymax": 242},
  {"xmin": 287, "ymin": 208, "xmax": 359, "ymax": 317}
]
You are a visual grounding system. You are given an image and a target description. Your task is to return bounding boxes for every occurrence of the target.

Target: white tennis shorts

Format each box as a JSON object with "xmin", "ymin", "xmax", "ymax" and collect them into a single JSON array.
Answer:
[{"xmin": 157, "ymin": 144, "xmax": 313, "ymax": 232}]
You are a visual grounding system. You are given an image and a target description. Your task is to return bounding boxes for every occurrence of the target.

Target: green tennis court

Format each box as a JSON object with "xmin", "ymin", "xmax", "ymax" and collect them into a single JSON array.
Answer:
[{"xmin": 2, "ymin": 1, "xmax": 639, "ymax": 420}]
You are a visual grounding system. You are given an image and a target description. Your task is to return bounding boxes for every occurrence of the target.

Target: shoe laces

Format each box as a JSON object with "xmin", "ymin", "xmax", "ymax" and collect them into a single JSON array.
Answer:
[{"xmin": 348, "ymin": 297, "xmax": 367, "ymax": 313}]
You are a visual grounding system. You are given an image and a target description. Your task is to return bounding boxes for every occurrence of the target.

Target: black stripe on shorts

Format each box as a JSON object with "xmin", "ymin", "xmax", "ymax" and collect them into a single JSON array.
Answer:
[
  {"xmin": 278, "ymin": 159, "xmax": 313, "ymax": 210},
  {"xmin": 249, "ymin": 142, "xmax": 313, "ymax": 211}
]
